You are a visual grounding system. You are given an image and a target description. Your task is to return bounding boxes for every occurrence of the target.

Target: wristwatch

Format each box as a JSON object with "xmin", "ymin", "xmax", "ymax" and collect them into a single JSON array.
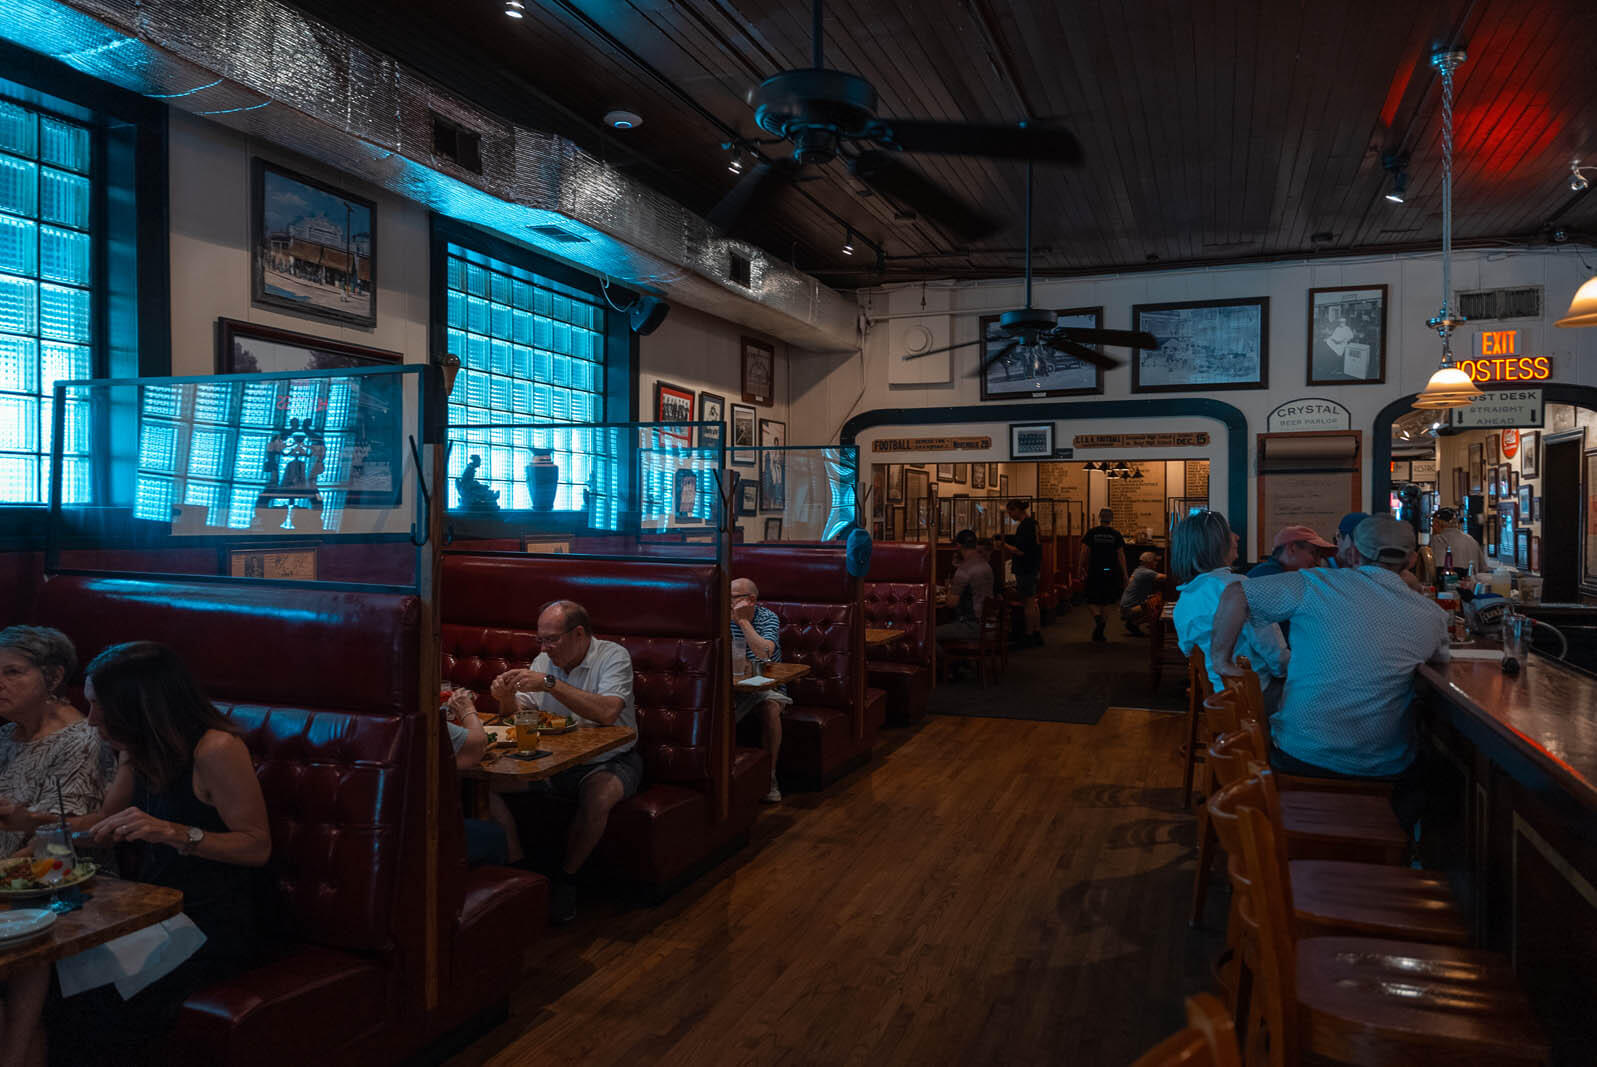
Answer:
[
  {"xmin": 180, "ymin": 825, "xmax": 204, "ymax": 855},
  {"xmin": 542, "ymin": 674, "xmax": 558, "ymax": 691}
]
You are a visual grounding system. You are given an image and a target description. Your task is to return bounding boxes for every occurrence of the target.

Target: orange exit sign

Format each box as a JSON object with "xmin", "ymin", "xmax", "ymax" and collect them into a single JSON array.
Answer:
[
  {"xmin": 1458, "ymin": 330, "xmax": 1552, "ymax": 382},
  {"xmin": 1480, "ymin": 330, "xmax": 1518, "ymax": 355}
]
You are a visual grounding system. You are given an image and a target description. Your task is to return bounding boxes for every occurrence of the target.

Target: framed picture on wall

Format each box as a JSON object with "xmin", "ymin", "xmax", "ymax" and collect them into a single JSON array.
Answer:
[
  {"xmin": 937, "ymin": 499, "xmax": 952, "ymax": 540},
  {"xmin": 697, "ymin": 391, "xmax": 725, "ymax": 450},
  {"xmin": 1009, "ymin": 422, "xmax": 1055, "ymax": 459},
  {"xmin": 978, "ymin": 307, "xmax": 1104, "ymax": 399},
  {"xmin": 228, "ymin": 546, "xmax": 318, "ymax": 581},
  {"xmin": 888, "ymin": 464, "xmax": 905, "ymax": 503},
  {"xmin": 1487, "ymin": 433, "xmax": 1501, "ymax": 466},
  {"xmin": 1517, "ymin": 529, "xmax": 1532, "ymax": 570},
  {"xmin": 1467, "ymin": 443, "xmax": 1484, "ymax": 493},
  {"xmin": 1498, "ymin": 501, "xmax": 1517, "ymax": 563},
  {"xmin": 738, "ymin": 481, "xmax": 758, "ymax": 516},
  {"xmin": 1519, "ymin": 485, "xmax": 1532, "ymax": 518},
  {"xmin": 1530, "ymin": 534, "xmax": 1542, "ymax": 573},
  {"xmin": 999, "ymin": 474, "xmax": 1010, "ymax": 496},
  {"xmin": 1532, "ymin": 496, "xmax": 1541, "ymax": 522},
  {"xmin": 764, "ymin": 517, "xmax": 783, "ymax": 540},
  {"xmin": 251, "ymin": 159, "xmax": 377, "ymax": 328},
  {"xmin": 971, "ymin": 464, "xmax": 986, "ymax": 490},
  {"xmin": 1521, "ymin": 431, "xmax": 1540, "ymax": 478},
  {"xmin": 989, "ymin": 463, "xmax": 1000, "ymax": 484},
  {"xmin": 937, "ymin": 463, "xmax": 954, "ymax": 481},
  {"xmin": 1131, "ymin": 297, "xmax": 1268, "ymax": 392},
  {"xmin": 653, "ymin": 381, "xmax": 695, "ymax": 444},
  {"xmin": 1510, "ymin": 470, "xmax": 1520, "ymax": 496},
  {"xmin": 730, "ymin": 404, "xmax": 757, "ymax": 466},
  {"xmin": 1487, "ymin": 515, "xmax": 1499, "ymax": 556},
  {"xmin": 741, "ymin": 337, "xmax": 776, "ymax": 406},
  {"xmin": 217, "ymin": 318, "xmax": 400, "ymax": 374},
  {"xmin": 758, "ymin": 418, "xmax": 786, "ymax": 511},
  {"xmin": 1453, "ymin": 467, "xmax": 1467, "ymax": 504},
  {"xmin": 905, "ymin": 466, "xmax": 929, "ymax": 508},
  {"xmin": 1307, "ymin": 285, "xmax": 1387, "ymax": 385},
  {"xmin": 953, "ymin": 463, "xmax": 968, "ymax": 484},
  {"xmin": 673, "ymin": 468, "xmax": 701, "ymax": 524}
]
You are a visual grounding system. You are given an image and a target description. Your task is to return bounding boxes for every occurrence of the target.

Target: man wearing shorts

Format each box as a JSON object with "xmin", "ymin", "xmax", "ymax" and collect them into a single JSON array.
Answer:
[
  {"xmin": 492, "ymin": 599, "xmax": 638, "ymax": 923},
  {"xmin": 731, "ymin": 577, "xmax": 790, "ymax": 803},
  {"xmin": 1080, "ymin": 508, "xmax": 1128, "ymax": 642}
]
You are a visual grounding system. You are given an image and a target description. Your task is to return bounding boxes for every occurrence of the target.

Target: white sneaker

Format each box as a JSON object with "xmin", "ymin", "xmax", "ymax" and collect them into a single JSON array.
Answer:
[{"xmin": 762, "ymin": 782, "xmax": 782, "ymax": 803}]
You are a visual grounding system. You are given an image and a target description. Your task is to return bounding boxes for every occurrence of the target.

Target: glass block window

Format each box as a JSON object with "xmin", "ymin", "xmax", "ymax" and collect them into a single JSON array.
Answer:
[
  {"xmin": 443, "ymin": 241, "xmax": 607, "ymax": 511},
  {"xmin": 0, "ymin": 97, "xmax": 93, "ymax": 504}
]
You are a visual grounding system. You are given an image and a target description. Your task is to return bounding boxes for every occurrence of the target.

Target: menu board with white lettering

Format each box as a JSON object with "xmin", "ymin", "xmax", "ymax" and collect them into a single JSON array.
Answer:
[
  {"xmin": 1107, "ymin": 463, "xmax": 1167, "ymax": 539},
  {"xmin": 1037, "ymin": 463, "xmax": 1087, "ymax": 501},
  {"xmin": 1184, "ymin": 461, "xmax": 1210, "ymax": 501}
]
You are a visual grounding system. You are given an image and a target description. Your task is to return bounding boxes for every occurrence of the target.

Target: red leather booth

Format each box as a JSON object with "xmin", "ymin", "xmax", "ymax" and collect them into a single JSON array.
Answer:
[
  {"xmin": 440, "ymin": 554, "xmax": 769, "ymax": 894},
  {"xmin": 34, "ymin": 576, "xmax": 542, "ymax": 1065},
  {"xmin": 730, "ymin": 545, "xmax": 881, "ymax": 787},
  {"xmin": 861, "ymin": 542, "xmax": 934, "ymax": 725}
]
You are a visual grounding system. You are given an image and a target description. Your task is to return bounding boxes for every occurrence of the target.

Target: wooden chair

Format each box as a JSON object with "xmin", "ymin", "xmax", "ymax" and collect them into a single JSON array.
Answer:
[
  {"xmin": 1189, "ymin": 689, "xmax": 1244, "ymax": 926},
  {"xmin": 1181, "ymin": 647, "xmax": 1213, "ymax": 805},
  {"xmin": 943, "ymin": 596, "xmax": 1005, "ymax": 687},
  {"xmin": 1130, "ymin": 993, "xmax": 1241, "ymax": 1067},
  {"xmin": 1235, "ymin": 774, "xmax": 1548, "ymax": 1067}
]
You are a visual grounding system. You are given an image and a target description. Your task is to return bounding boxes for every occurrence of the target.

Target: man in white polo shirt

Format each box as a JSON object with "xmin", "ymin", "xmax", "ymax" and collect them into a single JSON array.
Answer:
[
  {"xmin": 492, "ymin": 599, "xmax": 637, "ymax": 923},
  {"xmin": 1209, "ymin": 514, "xmax": 1449, "ymax": 825}
]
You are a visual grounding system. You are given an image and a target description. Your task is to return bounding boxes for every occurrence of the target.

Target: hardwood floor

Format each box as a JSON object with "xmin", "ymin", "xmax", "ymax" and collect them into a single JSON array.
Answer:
[{"xmin": 448, "ymin": 706, "xmax": 1223, "ymax": 1066}]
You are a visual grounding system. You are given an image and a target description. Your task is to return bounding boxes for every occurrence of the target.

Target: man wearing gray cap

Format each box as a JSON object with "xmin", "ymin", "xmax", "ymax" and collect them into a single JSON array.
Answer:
[{"xmin": 1208, "ymin": 514, "xmax": 1449, "ymax": 808}]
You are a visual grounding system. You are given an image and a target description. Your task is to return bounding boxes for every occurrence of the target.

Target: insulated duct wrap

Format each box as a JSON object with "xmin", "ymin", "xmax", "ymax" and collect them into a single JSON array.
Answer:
[{"xmin": 3, "ymin": 0, "xmax": 857, "ymax": 351}]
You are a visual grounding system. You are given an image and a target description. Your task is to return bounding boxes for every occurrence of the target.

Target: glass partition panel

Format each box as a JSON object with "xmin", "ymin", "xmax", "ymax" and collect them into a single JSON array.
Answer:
[
  {"xmin": 444, "ymin": 420, "xmax": 726, "ymax": 561},
  {"xmin": 48, "ymin": 366, "xmax": 425, "ymax": 589},
  {"xmin": 744, "ymin": 445, "xmax": 858, "ymax": 544}
]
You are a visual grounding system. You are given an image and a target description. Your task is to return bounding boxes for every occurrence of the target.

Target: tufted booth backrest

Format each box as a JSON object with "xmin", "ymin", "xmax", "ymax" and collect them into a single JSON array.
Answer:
[
  {"xmin": 440, "ymin": 554, "xmax": 724, "ymax": 788},
  {"xmin": 731, "ymin": 546, "xmax": 863, "ymax": 713},
  {"xmin": 862, "ymin": 542, "xmax": 932, "ymax": 666}
]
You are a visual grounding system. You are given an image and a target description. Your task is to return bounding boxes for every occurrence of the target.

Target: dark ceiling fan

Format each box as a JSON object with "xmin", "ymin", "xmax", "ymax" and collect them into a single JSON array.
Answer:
[
  {"xmin": 900, "ymin": 162, "xmax": 1162, "ymax": 378},
  {"xmin": 708, "ymin": 0, "xmax": 1083, "ymax": 242}
]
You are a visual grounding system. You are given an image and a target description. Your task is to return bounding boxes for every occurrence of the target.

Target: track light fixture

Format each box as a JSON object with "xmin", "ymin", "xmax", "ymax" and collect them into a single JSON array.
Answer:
[
  {"xmin": 1381, "ymin": 153, "xmax": 1409, "ymax": 204},
  {"xmin": 504, "ymin": 0, "xmax": 525, "ymax": 17},
  {"xmin": 842, "ymin": 228, "xmax": 855, "ymax": 256},
  {"xmin": 1570, "ymin": 159, "xmax": 1594, "ymax": 193}
]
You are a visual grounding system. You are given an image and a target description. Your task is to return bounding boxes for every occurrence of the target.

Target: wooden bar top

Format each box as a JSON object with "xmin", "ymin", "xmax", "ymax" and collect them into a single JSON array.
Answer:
[
  {"xmin": 0, "ymin": 876, "xmax": 183, "ymax": 981},
  {"xmin": 1418, "ymin": 655, "xmax": 1597, "ymax": 813}
]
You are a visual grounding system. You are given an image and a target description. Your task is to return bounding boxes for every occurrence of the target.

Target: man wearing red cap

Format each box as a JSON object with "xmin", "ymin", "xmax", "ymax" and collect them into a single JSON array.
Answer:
[{"xmin": 1247, "ymin": 524, "xmax": 1334, "ymax": 578}]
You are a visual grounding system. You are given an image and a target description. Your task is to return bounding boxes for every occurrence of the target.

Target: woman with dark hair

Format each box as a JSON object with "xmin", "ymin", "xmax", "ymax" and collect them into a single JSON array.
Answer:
[{"xmin": 49, "ymin": 642, "xmax": 270, "ymax": 1063}]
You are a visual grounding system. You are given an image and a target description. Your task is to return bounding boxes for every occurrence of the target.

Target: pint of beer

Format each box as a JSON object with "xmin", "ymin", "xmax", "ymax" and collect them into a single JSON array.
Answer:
[{"xmin": 513, "ymin": 692, "xmax": 540, "ymax": 755}]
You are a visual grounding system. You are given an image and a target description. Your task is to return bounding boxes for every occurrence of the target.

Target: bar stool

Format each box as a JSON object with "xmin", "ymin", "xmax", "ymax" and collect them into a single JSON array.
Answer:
[
  {"xmin": 1232, "ymin": 772, "xmax": 1548, "ymax": 1067},
  {"xmin": 1189, "ymin": 688, "xmax": 1244, "ymax": 926},
  {"xmin": 1130, "ymin": 993, "xmax": 1241, "ymax": 1067}
]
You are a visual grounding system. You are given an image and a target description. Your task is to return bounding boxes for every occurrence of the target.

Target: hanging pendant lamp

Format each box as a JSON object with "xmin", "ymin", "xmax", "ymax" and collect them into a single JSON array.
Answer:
[
  {"xmin": 1556, "ymin": 274, "xmax": 1597, "ymax": 328},
  {"xmin": 1413, "ymin": 49, "xmax": 1484, "ymax": 411}
]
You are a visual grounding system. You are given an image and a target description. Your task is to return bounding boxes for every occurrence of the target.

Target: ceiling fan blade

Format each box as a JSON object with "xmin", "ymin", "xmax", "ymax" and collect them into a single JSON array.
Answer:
[
  {"xmin": 707, "ymin": 160, "xmax": 793, "ymax": 236},
  {"xmin": 1054, "ymin": 326, "xmax": 1161, "ymax": 349},
  {"xmin": 964, "ymin": 338, "xmax": 1022, "ymax": 378},
  {"xmin": 851, "ymin": 151, "xmax": 999, "ymax": 241},
  {"xmin": 901, "ymin": 336, "xmax": 984, "ymax": 361},
  {"xmin": 875, "ymin": 120, "xmax": 1083, "ymax": 164},
  {"xmin": 1046, "ymin": 336, "xmax": 1121, "ymax": 370}
]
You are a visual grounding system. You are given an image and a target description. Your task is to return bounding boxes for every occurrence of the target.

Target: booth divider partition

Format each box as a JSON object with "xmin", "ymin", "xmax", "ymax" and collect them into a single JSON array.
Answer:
[{"xmin": 862, "ymin": 542, "xmax": 935, "ymax": 725}]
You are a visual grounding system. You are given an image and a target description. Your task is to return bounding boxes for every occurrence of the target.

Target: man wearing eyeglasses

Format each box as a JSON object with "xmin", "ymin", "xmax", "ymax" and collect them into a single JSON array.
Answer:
[{"xmin": 491, "ymin": 599, "xmax": 637, "ymax": 924}]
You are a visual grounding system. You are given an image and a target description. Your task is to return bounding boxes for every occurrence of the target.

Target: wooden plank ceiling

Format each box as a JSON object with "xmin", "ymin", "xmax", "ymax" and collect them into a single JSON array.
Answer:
[{"xmin": 291, "ymin": 0, "xmax": 1597, "ymax": 288}]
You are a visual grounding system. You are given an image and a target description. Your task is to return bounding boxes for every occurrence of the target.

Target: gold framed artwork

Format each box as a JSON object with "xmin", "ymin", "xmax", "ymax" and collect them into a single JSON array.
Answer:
[{"xmin": 228, "ymin": 547, "xmax": 318, "ymax": 581}]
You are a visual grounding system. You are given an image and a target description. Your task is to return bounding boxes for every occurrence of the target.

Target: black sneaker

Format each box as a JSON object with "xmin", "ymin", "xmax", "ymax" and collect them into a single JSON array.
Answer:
[{"xmin": 548, "ymin": 878, "xmax": 577, "ymax": 925}]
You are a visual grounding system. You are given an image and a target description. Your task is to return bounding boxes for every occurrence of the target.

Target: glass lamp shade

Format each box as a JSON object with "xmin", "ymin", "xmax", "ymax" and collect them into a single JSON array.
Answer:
[
  {"xmin": 1412, "ymin": 363, "xmax": 1483, "ymax": 409},
  {"xmin": 1556, "ymin": 275, "xmax": 1597, "ymax": 328}
]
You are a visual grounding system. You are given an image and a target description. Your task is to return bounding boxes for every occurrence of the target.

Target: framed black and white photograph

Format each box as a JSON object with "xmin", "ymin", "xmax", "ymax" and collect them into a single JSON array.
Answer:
[
  {"xmin": 971, "ymin": 463, "xmax": 986, "ymax": 490},
  {"xmin": 653, "ymin": 381, "xmax": 695, "ymax": 444},
  {"xmin": 1131, "ymin": 297, "xmax": 1268, "ymax": 392},
  {"xmin": 252, "ymin": 160, "xmax": 376, "ymax": 327},
  {"xmin": 1307, "ymin": 285, "xmax": 1387, "ymax": 385},
  {"xmin": 979, "ymin": 307, "xmax": 1104, "ymax": 400},
  {"xmin": 1467, "ymin": 442, "xmax": 1484, "ymax": 493},
  {"xmin": 742, "ymin": 337, "xmax": 775, "ymax": 406},
  {"xmin": 674, "ymin": 468, "xmax": 701, "ymax": 524},
  {"xmin": 217, "ymin": 318, "xmax": 401, "ymax": 374},
  {"xmin": 888, "ymin": 464, "xmax": 905, "ymax": 503},
  {"xmin": 759, "ymin": 418, "xmax": 786, "ymax": 511},
  {"xmin": 730, "ymin": 404, "xmax": 757, "ymax": 466},
  {"xmin": 1009, "ymin": 422, "xmax": 1055, "ymax": 459},
  {"xmin": 1519, "ymin": 484, "xmax": 1532, "ymax": 517},
  {"xmin": 953, "ymin": 463, "xmax": 968, "ymax": 484},
  {"xmin": 697, "ymin": 391, "xmax": 725, "ymax": 450},
  {"xmin": 739, "ymin": 480, "xmax": 758, "ymax": 516},
  {"xmin": 1521, "ymin": 430, "xmax": 1540, "ymax": 478},
  {"xmin": 764, "ymin": 517, "xmax": 783, "ymax": 541},
  {"xmin": 937, "ymin": 463, "xmax": 954, "ymax": 481}
]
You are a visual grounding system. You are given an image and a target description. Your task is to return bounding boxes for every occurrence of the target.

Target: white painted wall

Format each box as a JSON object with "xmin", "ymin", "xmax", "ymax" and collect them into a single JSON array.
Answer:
[{"xmin": 790, "ymin": 248, "xmax": 1597, "ymax": 550}]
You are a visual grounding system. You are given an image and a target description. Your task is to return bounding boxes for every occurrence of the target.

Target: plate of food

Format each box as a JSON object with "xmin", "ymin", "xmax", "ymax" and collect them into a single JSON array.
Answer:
[
  {"xmin": 0, "ymin": 857, "xmax": 98, "ymax": 897},
  {"xmin": 537, "ymin": 710, "xmax": 579, "ymax": 735}
]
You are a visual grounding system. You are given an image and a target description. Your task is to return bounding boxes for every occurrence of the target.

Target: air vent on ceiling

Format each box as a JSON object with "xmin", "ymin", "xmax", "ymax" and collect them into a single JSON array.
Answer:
[
  {"xmin": 526, "ymin": 224, "xmax": 589, "ymax": 244},
  {"xmin": 728, "ymin": 251, "xmax": 752, "ymax": 288},
  {"xmin": 429, "ymin": 113, "xmax": 482, "ymax": 175},
  {"xmin": 1457, "ymin": 286, "xmax": 1542, "ymax": 322}
]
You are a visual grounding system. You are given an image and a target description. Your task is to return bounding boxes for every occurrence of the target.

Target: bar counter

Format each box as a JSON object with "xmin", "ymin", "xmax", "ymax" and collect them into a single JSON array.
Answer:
[{"xmin": 1416, "ymin": 652, "xmax": 1597, "ymax": 1064}]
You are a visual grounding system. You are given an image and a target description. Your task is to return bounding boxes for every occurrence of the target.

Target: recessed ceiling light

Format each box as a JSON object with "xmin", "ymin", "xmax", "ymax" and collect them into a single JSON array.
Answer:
[
  {"xmin": 504, "ymin": 1, "xmax": 525, "ymax": 17},
  {"xmin": 604, "ymin": 110, "xmax": 643, "ymax": 130}
]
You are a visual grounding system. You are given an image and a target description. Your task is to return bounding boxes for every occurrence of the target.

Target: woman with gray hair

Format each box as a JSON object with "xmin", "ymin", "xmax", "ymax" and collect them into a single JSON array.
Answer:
[
  {"xmin": 1169, "ymin": 512, "xmax": 1290, "ymax": 700},
  {"xmin": 0, "ymin": 626, "xmax": 109, "ymax": 855}
]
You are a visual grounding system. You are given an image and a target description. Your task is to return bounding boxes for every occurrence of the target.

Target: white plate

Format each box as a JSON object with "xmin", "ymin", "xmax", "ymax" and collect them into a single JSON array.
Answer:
[{"xmin": 0, "ymin": 909, "xmax": 55, "ymax": 943}]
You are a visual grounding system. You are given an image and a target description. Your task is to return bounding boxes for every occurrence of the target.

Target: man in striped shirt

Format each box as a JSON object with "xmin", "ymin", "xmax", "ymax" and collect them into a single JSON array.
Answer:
[{"xmin": 732, "ymin": 578, "xmax": 789, "ymax": 803}]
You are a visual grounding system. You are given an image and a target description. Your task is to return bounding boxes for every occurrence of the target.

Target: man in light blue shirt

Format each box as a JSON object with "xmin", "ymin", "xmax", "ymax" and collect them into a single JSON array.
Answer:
[{"xmin": 1211, "ymin": 515, "xmax": 1448, "ymax": 788}]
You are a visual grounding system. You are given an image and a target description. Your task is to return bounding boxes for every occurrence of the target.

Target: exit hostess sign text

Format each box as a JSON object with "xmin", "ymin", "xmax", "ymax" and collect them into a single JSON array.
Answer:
[{"xmin": 1458, "ymin": 330, "xmax": 1552, "ymax": 383}]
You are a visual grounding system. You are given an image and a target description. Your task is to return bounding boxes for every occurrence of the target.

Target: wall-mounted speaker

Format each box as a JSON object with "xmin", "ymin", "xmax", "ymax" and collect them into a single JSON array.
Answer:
[{"xmin": 629, "ymin": 296, "xmax": 671, "ymax": 335}]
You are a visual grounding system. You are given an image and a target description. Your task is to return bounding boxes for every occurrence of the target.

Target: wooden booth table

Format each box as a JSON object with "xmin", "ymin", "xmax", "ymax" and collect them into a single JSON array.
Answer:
[
  {"xmin": 865, "ymin": 628, "xmax": 908, "ymax": 649},
  {"xmin": 0, "ymin": 876, "xmax": 183, "ymax": 981},
  {"xmin": 734, "ymin": 661, "xmax": 810, "ymax": 693},
  {"xmin": 475, "ymin": 724, "xmax": 636, "ymax": 782}
]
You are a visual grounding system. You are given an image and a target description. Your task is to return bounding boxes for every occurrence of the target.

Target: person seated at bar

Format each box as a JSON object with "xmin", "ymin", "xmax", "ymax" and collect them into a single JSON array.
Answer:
[
  {"xmin": 1170, "ymin": 510, "xmax": 1289, "ymax": 704},
  {"xmin": 0, "ymin": 627, "xmax": 109, "ymax": 856},
  {"xmin": 730, "ymin": 578, "xmax": 790, "ymax": 804},
  {"xmin": 1209, "ymin": 515, "xmax": 1448, "ymax": 826},
  {"xmin": 1428, "ymin": 506, "xmax": 1487, "ymax": 576},
  {"xmin": 443, "ymin": 687, "xmax": 522, "ymax": 866},
  {"xmin": 1080, "ymin": 509, "xmax": 1128, "ymax": 643},
  {"xmin": 936, "ymin": 530, "xmax": 994, "ymax": 656},
  {"xmin": 51, "ymin": 642, "xmax": 272, "ymax": 1064},
  {"xmin": 995, "ymin": 499, "xmax": 1044, "ymax": 646},
  {"xmin": 1119, "ymin": 552, "xmax": 1166, "ymax": 637},
  {"xmin": 1327, "ymin": 511, "xmax": 1369, "ymax": 568},
  {"xmin": 1247, "ymin": 524, "xmax": 1334, "ymax": 578},
  {"xmin": 490, "ymin": 600, "xmax": 637, "ymax": 924}
]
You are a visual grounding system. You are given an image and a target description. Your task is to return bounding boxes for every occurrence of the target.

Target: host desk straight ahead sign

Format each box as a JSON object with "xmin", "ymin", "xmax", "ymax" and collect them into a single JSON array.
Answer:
[{"xmin": 1449, "ymin": 389, "xmax": 1543, "ymax": 429}]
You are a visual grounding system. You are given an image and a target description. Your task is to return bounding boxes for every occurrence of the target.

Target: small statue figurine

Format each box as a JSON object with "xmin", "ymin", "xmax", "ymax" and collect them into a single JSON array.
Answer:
[{"xmin": 455, "ymin": 454, "xmax": 501, "ymax": 512}]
